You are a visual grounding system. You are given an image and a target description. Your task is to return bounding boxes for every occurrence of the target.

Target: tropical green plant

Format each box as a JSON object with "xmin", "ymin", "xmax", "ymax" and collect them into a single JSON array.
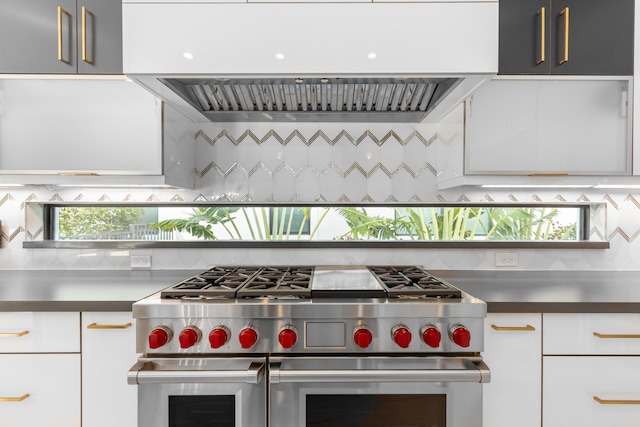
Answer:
[
  {"xmin": 58, "ymin": 207, "xmax": 144, "ymax": 239},
  {"xmin": 151, "ymin": 206, "xmax": 328, "ymax": 240}
]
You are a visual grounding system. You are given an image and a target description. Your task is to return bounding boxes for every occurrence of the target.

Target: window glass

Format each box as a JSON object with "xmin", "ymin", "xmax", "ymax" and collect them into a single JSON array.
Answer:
[{"xmin": 51, "ymin": 204, "xmax": 586, "ymax": 242}]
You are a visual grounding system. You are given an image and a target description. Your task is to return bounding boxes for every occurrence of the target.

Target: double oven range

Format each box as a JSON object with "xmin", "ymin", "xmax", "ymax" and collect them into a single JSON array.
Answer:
[{"xmin": 128, "ymin": 265, "xmax": 490, "ymax": 427}]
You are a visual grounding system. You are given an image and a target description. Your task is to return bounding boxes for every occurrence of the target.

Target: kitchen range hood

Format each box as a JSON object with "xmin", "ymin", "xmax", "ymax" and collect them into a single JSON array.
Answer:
[{"xmin": 122, "ymin": 1, "xmax": 498, "ymax": 123}]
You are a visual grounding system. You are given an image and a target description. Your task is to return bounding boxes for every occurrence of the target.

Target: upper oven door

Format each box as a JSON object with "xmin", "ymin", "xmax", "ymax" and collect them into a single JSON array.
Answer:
[
  {"xmin": 129, "ymin": 357, "xmax": 266, "ymax": 427},
  {"xmin": 269, "ymin": 356, "xmax": 489, "ymax": 427}
]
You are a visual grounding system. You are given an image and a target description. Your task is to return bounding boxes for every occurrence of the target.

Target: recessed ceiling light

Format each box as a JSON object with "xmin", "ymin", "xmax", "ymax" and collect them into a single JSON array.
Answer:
[
  {"xmin": 183, "ymin": 52, "xmax": 194, "ymax": 60},
  {"xmin": 367, "ymin": 52, "xmax": 377, "ymax": 60},
  {"xmin": 275, "ymin": 53, "xmax": 285, "ymax": 60}
]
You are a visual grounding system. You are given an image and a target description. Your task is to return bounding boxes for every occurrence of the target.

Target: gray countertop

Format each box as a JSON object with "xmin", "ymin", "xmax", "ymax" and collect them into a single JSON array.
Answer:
[{"xmin": 1, "ymin": 269, "xmax": 639, "ymax": 313}]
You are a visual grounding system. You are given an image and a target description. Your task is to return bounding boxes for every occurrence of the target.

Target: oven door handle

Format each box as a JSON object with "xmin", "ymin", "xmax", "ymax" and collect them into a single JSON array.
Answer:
[
  {"xmin": 270, "ymin": 360, "xmax": 490, "ymax": 384},
  {"xmin": 128, "ymin": 361, "xmax": 265, "ymax": 385}
]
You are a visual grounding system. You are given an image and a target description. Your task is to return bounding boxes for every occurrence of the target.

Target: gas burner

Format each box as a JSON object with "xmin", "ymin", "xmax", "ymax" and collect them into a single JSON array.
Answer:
[
  {"xmin": 161, "ymin": 266, "xmax": 261, "ymax": 299},
  {"xmin": 368, "ymin": 266, "xmax": 462, "ymax": 299},
  {"xmin": 237, "ymin": 266, "xmax": 314, "ymax": 299}
]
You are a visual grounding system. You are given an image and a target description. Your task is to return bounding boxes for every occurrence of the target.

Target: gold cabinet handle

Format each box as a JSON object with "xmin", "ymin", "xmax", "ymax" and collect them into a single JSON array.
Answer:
[
  {"xmin": 491, "ymin": 324, "xmax": 536, "ymax": 331},
  {"xmin": 57, "ymin": 6, "xmax": 71, "ymax": 64},
  {"xmin": 593, "ymin": 332, "xmax": 640, "ymax": 339},
  {"xmin": 559, "ymin": 7, "xmax": 570, "ymax": 64},
  {"xmin": 87, "ymin": 322, "xmax": 132, "ymax": 330},
  {"xmin": 594, "ymin": 396, "xmax": 640, "ymax": 405},
  {"xmin": 81, "ymin": 7, "xmax": 94, "ymax": 64},
  {"xmin": 0, "ymin": 393, "xmax": 30, "ymax": 402},
  {"xmin": 0, "ymin": 330, "xmax": 29, "ymax": 337},
  {"xmin": 536, "ymin": 7, "xmax": 546, "ymax": 64}
]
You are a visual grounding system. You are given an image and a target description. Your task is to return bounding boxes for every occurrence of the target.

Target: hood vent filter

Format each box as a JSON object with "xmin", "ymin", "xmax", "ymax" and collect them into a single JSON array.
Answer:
[{"xmin": 161, "ymin": 77, "xmax": 460, "ymax": 122}]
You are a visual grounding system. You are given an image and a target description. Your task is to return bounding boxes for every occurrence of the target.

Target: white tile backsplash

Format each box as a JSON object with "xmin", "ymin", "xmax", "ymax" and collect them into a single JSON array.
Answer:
[{"xmin": 1, "ymin": 119, "xmax": 639, "ymax": 271}]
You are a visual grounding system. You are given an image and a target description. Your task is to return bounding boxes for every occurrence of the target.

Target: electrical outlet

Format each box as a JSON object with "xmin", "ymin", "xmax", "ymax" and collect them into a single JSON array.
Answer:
[
  {"xmin": 131, "ymin": 255, "xmax": 152, "ymax": 269},
  {"xmin": 495, "ymin": 252, "xmax": 518, "ymax": 267}
]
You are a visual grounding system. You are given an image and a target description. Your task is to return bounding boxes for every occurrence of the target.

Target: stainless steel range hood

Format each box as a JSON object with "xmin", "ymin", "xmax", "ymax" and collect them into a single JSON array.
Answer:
[
  {"xmin": 122, "ymin": 1, "xmax": 498, "ymax": 123},
  {"xmin": 160, "ymin": 77, "xmax": 461, "ymax": 123}
]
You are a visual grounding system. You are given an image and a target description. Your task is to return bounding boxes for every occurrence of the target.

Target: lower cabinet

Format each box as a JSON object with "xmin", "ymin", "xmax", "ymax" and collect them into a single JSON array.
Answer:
[
  {"xmin": 483, "ymin": 313, "xmax": 542, "ymax": 427},
  {"xmin": 0, "ymin": 312, "xmax": 81, "ymax": 427},
  {"xmin": 543, "ymin": 313, "xmax": 640, "ymax": 427},
  {"xmin": 0, "ymin": 354, "xmax": 81, "ymax": 427},
  {"xmin": 82, "ymin": 312, "xmax": 137, "ymax": 427}
]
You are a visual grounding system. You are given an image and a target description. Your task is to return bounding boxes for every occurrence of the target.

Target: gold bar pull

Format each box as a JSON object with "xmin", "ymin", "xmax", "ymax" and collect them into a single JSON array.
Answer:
[
  {"xmin": 491, "ymin": 324, "xmax": 536, "ymax": 331},
  {"xmin": 593, "ymin": 332, "xmax": 640, "ymax": 339},
  {"xmin": 87, "ymin": 322, "xmax": 132, "ymax": 329},
  {"xmin": 536, "ymin": 7, "xmax": 546, "ymax": 64},
  {"xmin": 559, "ymin": 7, "xmax": 570, "ymax": 64},
  {"xmin": 57, "ymin": 6, "xmax": 71, "ymax": 64},
  {"xmin": 594, "ymin": 396, "xmax": 640, "ymax": 405},
  {"xmin": 81, "ymin": 7, "xmax": 94, "ymax": 64},
  {"xmin": 0, "ymin": 330, "xmax": 29, "ymax": 337},
  {"xmin": 0, "ymin": 394, "xmax": 30, "ymax": 402}
]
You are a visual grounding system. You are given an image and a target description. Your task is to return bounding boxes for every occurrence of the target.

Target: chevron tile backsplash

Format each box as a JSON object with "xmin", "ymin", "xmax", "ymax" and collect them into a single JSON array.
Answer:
[{"xmin": 1, "ymin": 120, "xmax": 640, "ymax": 270}]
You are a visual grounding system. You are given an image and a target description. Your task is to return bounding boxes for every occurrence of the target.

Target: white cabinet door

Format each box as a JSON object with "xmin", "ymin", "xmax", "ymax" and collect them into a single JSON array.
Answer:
[
  {"xmin": 0, "ymin": 353, "xmax": 81, "ymax": 427},
  {"xmin": 465, "ymin": 78, "xmax": 631, "ymax": 175},
  {"xmin": 82, "ymin": 312, "xmax": 137, "ymax": 427},
  {"xmin": 482, "ymin": 313, "xmax": 541, "ymax": 427},
  {"xmin": 544, "ymin": 356, "xmax": 640, "ymax": 427},
  {"xmin": 0, "ymin": 78, "xmax": 161, "ymax": 175},
  {"xmin": 544, "ymin": 313, "xmax": 640, "ymax": 355},
  {"xmin": 0, "ymin": 312, "xmax": 80, "ymax": 353}
]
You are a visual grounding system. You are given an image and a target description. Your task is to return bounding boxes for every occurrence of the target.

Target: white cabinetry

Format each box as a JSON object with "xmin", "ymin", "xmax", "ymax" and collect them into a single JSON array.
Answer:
[
  {"xmin": 543, "ymin": 313, "xmax": 640, "ymax": 427},
  {"xmin": 82, "ymin": 312, "xmax": 137, "ymax": 427},
  {"xmin": 437, "ymin": 78, "xmax": 633, "ymax": 189},
  {"xmin": 0, "ymin": 78, "xmax": 195, "ymax": 188},
  {"xmin": 482, "ymin": 313, "xmax": 541, "ymax": 427},
  {"xmin": 0, "ymin": 312, "xmax": 80, "ymax": 427}
]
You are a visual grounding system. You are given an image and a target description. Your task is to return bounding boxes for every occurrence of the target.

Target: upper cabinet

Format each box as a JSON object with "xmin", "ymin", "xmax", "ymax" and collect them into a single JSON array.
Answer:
[
  {"xmin": 0, "ymin": 0, "xmax": 122, "ymax": 74},
  {"xmin": 499, "ymin": 0, "xmax": 634, "ymax": 75}
]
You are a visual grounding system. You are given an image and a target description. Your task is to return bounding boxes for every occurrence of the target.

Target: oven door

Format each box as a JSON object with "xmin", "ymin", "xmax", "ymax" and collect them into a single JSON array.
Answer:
[
  {"xmin": 128, "ymin": 357, "xmax": 266, "ymax": 427},
  {"xmin": 269, "ymin": 356, "xmax": 490, "ymax": 427}
]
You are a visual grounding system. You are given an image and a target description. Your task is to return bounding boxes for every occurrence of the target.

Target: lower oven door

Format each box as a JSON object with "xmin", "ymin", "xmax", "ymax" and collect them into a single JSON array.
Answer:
[
  {"xmin": 269, "ymin": 356, "xmax": 490, "ymax": 427},
  {"xmin": 128, "ymin": 357, "xmax": 266, "ymax": 427}
]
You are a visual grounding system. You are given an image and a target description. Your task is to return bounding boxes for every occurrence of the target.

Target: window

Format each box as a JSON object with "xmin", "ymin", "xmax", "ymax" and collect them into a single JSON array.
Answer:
[{"xmin": 28, "ymin": 202, "xmax": 604, "ymax": 248}]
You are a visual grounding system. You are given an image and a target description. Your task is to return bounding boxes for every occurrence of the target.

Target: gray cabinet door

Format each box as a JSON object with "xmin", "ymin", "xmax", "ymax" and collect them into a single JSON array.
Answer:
[
  {"xmin": 76, "ymin": 0, "xmax": 122, "ymax": 74},
  {"xmin": 0, "ymin": 0, "xmax": 77, "ymax": 73},
  {"xmin": 499, "ymin": 0, "xmax": 634, "ymax": 75},
  {"xmin": 549, "ymin": 0, "xmax": 633, "ymax": 75},
  {"xmin": 499, "ymin": 0, "xmax": 550, "ymax": 75}
]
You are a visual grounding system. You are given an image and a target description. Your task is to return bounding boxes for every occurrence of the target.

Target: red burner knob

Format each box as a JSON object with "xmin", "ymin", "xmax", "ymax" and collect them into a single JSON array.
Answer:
[
  {"xmin": 278, "ymin": 327, "xmax": 298, "ymax": 349},
  {"xmin": 209, "ymin": 327, "xmax": 229, "ymax": 349},
  {"xmin": 353, "ymin": 328, "xmax": 373, "ymax": 349},
  {"xmin": 178, "ymin": 327, "xmax": 200, "ymax": 349},
  {"xmin": 148, "ymin": 327, "xmax": 171, "ymax": 349},
  {"xmin": 451, "ymin": 325, "xmax": 471, "ymax": 348},
  {"xmin": 239, "ymin": 327, "xmax": 258, "ymax": 349},
  {"xmin": 392, "ymin": 326, "xmax": 412, "ymax": 349},
  {"xmin": 422, "ymin": 326, "xmax": 441, "ymax": 348}
]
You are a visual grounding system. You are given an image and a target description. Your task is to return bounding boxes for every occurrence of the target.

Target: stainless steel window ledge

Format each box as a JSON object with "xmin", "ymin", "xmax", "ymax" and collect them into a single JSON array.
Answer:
[{"xmin": 23, "ymin": 241, "xmax": 610, "ymax": 250}]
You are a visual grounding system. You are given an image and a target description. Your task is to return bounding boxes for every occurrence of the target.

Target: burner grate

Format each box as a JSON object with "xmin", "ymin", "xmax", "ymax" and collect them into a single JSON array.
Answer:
[
  {"xmin": 368, "ymin": 266, "xmax": 462, "ymax": 299},
  {"xmin": 237, "ymin": 266, "xmax": 314, "ymax": 298},
  {"xmin": 161, "ymin": 266, "xmax": 261, "ymax": 299}
]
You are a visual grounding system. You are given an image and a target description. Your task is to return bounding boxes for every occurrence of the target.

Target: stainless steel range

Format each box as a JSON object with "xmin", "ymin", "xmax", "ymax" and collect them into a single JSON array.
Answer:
[{"xmin": 128, "ymin": 265, "xmax": 490, "ymax": 427}]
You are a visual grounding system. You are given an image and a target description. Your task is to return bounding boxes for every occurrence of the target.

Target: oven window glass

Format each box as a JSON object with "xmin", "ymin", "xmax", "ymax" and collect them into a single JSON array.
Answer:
[
  {"xmin": 169, "ymin": 395, "xmax": 235, "ymax": 427},
  {"xmin": 306, "ymin": 394, "xmax": 446, "ymax": 427}
]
